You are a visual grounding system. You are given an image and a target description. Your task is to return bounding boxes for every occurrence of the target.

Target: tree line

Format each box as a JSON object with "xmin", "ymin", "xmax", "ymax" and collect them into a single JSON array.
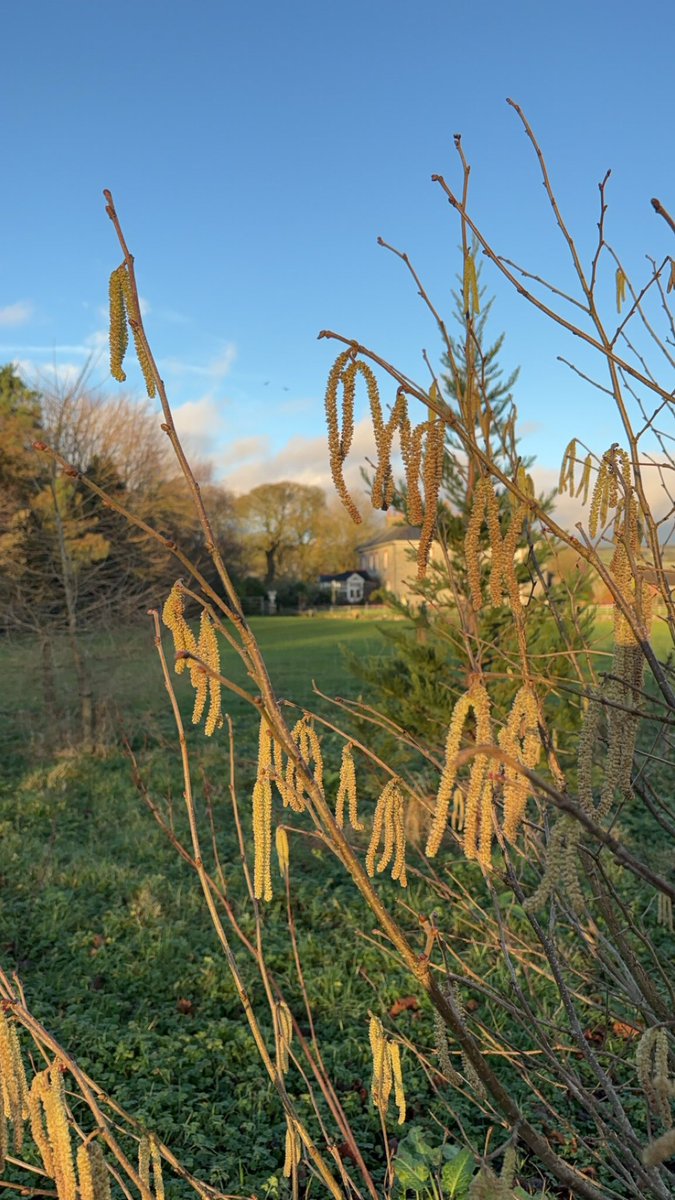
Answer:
[{"xmin": 0, "ymin": 364, "xmax": 377, "ymax": 746}]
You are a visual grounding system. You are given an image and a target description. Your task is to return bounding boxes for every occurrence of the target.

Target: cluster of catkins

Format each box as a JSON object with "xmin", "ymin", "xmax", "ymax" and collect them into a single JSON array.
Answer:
[
  {"xmin": 250, "ymin": 715, "xmax": 408, "ymax": 902},
  {"xmin": 324, "ymin": 348, "xmax": 445, "ymax": 578},
  {"xmin": 0, "ymin": 1007, "xmax": 116, "ymax": 1200}
]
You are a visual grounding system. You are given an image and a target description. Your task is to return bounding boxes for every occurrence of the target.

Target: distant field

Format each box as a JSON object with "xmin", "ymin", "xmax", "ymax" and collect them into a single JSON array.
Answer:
[{"xmin": 0, "ymin": 615, "xmax": 393, "ymax": 762}]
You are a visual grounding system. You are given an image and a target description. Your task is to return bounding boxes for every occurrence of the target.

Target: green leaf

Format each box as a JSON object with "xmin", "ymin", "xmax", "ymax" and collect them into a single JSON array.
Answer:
[{"xmin": 440, "ymin": 1148, "xmax": 474, "ymax": 1198}]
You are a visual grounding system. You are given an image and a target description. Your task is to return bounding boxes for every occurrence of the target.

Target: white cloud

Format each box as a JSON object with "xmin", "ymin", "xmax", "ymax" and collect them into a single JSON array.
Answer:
[
  {"xmin": 0, "ymin": 301, "xmax": 33, "ymax": 327},
  {"xmin": 13, "ymin": 359, "xmax": 85, "ymax": 390},
  {"xmin": 163, "ymin": 342, "xmax": 237, "ymax": 381},
  {"xmin": 221, "ymin": 416, "xmax": 378, "ymax": 497},
  {"xmin": 173, "ymin": 393, "xmax": 229, "ymax": 459}
]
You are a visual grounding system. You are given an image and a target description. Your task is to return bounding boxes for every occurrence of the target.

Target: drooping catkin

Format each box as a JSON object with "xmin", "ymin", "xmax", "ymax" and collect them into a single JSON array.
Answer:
[
  {"xmin": 108, "ymin": 265, "xmax": 129, "ymax": 382},
  {"xmin": 558, "ymin": 439, "xmax": 577, "ymax": 495},
  {"xmin": 657, "ymin": 892, "xmax": 673, "ymax": 932},
  {"xmin": 371, "ymin": 386, "xmax": 409, "ymax": 512},
  {"xmin": 642, "ymin": 1128, "xmax": 675, "ymax": 1167},
  {"xmin": 29, "ymin": 1072, "xmax": 53, "ymax": 1177},
  {"xmin": 368, "ymin": 1017, "xmax": 405, "ymax": 1124},
  {"xmin": 162, "ymin": 584, "xmax": 197, "ymax": 676},
  {"xmin": 389, "ymin": 1041, "xmax": 406, "ymax": 1124},
  {"xmin": 463, "ymin": 251, "xmax": 480, "ymax": 315},
  {"xmin": 274, "ymin": 1001, "xmax": 293, "ymax": 1077},
  {"xmin": 41, "ymin": 1063, "xmax": 77, "ymax": 1200},
  {"xmin": 88, "ymin": 1141, "xmax": 111, "ymax": 1200},
  {"xmin": 325, "ymin": 348, "xmax": 363, "ymax": 523},
  {"xmin": 150, "ymin": 1135, "xmax": 165, "ymax": 1200},
  {"xmin": 0, "ymin": 1007, "xmax": 28, "ymax": 1151},
  {"xmin": 76, "ymin": 1143, "xmax": 96, "ymax": 1200},
  {"xmin": 576, "ymin": 452, "xmax": 593, "ymax": 504},
  {"xmin": 523, "ymin": 816, "xmax": 581, "ymax": 914},
  {"xmin": 498, "ymin": 685, "xmax": 541, "ymax": 844},
  {"xmin": 588, "ymin": 446, "xmax": 631, "ymax": 539},
  {"xmin": 138, "ymin": 1134, "xmax": 150, "ymax": 1190},
  {"xmin": 451, "ymin": 787, "xmax": 465, "ymax": 833},
  {"xmin": 464, "ymin": 477, "xmax": 506, "ymax": 610},
  {"xmin": 283, "ymin": 1120, "xmax": 302, "ymax": 1177},
  {"xmin": 285, "ymin": 714, "xmax": 323, "ymax": 809},
  {"xmin": 416, "ymin": 417, "xmax": 445, "ymax": 579},
  {"xmin": 616, "ymin": 267, "xmax": 627, "ymax": 313},
  {"xmin": 335, "ymin": 742, "xmax": 363, "ymax": 830},
  {"xmin": 196, "ymin": 610, "xmax": 222, "ymax": 736},
  {"xmin": 253, "ymin": 718, "xmax": 274, "ymax": 902},
  {"xmin": 118, "ymin": 266, "xmax": 156, "ymax": 398},
  {"xmin": 426, "ymin": 684, "xmax": 492, "ymax": 860},
  {"xmin": 366, "ymin": 778, "xmax": 407, "ymax": 887},
  {"xmin": 275, "ymin": 825, "xmax": 290, "ymax": 880},
  {"xmin": 636, "ymin": 1027, "xmax": 673, "ymax": 1128}
]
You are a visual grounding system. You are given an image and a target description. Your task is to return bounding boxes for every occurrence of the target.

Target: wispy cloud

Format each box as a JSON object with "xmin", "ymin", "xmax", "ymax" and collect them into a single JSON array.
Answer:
[
  {"xmin": 0, "ymin": 301, "xmax": 34, "ymax": 327},
  {"xmin": 163, "ymin": 342, "xmax": 237, "ymax": 381},
  {"xmin": 13, "ymin": 359, "xmax": 87, "ymax": 390}
]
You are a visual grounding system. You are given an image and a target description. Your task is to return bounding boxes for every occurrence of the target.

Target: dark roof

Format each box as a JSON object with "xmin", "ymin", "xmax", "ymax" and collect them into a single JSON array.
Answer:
[
  {"xmin": 356, "ymin": 523, "xmax": 421, "ymax": 551},
  {"xmin": 319, "ymin": 570, "xmax": 374, "ymax": 583}
]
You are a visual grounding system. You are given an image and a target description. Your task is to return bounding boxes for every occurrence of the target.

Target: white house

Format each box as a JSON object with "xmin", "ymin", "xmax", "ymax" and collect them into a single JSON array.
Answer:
[{"xmin": 318, "ymin": 570, "xmax": 373, "ymax": 604}]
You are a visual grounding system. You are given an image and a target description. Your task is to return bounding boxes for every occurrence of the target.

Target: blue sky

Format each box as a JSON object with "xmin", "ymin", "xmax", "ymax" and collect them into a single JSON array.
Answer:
[{"xmin": 2, "ymin": 0, "xmax": 673, "ymax": 508}]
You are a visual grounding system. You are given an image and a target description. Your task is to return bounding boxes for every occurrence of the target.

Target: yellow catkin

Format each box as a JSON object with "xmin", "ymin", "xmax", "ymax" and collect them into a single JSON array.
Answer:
[
  {"xmin": 389, "ymin": 1041, "xmax": 406, "ymax": 1125},
  {"xmin": 558, "ymin": 439, "xmax": 577, "ymax": 495},
  {"xmin": 325, "ymin": 348, "xmax": 362, "ymax": 523},
  {"xmin": 464, "ymin": 481, "xmax": 486, "ymax": 610},
  {"xmin": 450, "ymin": 787, "xmax": 465, "ymax": 832},
  {"xmin": 335, "ymin": 742, "xmax": 363, "ymax": 831},
  {"xmin": 366, "ymin": 779, "xmax": 407, "ymax": 887},
  {"xmin": 636, "ymin": 1027, "xmax": 672, "ymax": 1126},
  {"xmin": 253, "ymin": 717, "xmax": 274, "ymax": 901},
  {"xmin": 274, "ymin": 1002, "xmax": 293, "ymax": 1077},
  {"xmin": 498, "ymin": 685, "xmax": 541, "ymax": 844},
  {"xmin": 77, "ymin": 1143, "xmax": 96, "ymax": 1200},
  {"xmin": 150, "ymin": 1135, "xmax": 165, "ymax": 1200},
  {"xmin": 0, "ymin": 1100, "xmax": 6, "ymax": 1172},
  {"xmin": 43, "ymin": 1063, "xmax": 77, "ymax": 1200},
  {"xmin": 589, "ymin": 454, "xmax": 609, "ymax": 538},
  {"xmin": 89, "ymin": 1142, "xmax": 111, "ymax": 1200},
  {"xmin": 285, "ymin": 715, "xmax": 323, "ymax": 809},
  {"xmin": 464, "ymin": 478, "xmax": 506, "ymax": 609},
  {"xmin": 368, "ymin": 1017, "xmax": 393, "ymax": 1116},
  {"xmin": 0, "ymin": 1008, "xmax": 28, "ymax": 1150},
  {"xmin": 138, "ymin": 1134, "xmax": 150, "ymax": 1190},
  {"xmin": 118, "ymin": 267, "xmax": 156, "ymax": 398},
  {"xmin": 283, "ymin": 1121, "xmax": 301, "ymax": 1177},
  {"xmin": 463, "ymin": 252, "xmax": 480, "ymax": 315},
  {"xmin": 576, "ymin": 453, "xmax": 593, "ymax": 504},
  {"xmin": 275, "ymin": 825, "xmax": 290, "ymax": 880},
  {"xmin": 29, "ymin": 1073, "xmax": 53, "ymax": 1177},
  {"xmin": 616, "ymin": 267, "xmax": 627, "ymax": 313},
  {"xmin": 162, "ymin": 584, "xmax": 197, "ymax": 675},
  {"xmin": 402, "ymin": 420, "xmax": 425, "ymax": 525},
  {"xmin": 108, "ymin": 265, "xmax": 129, "ymax": 382},
  {"xmin": 195, "ymin": 610, "xmax": 222, "ymax": 736},
  {"xmin": 427, "ymin": 684, "xmax": 493, "ymax": 865},
  {"xmin": 657, "ymin": 892, "xmax": 673, "ymax": 932},
  {"xmin": 643, "ymin": 1128, "xmax": 675, "ymax": 1167},
  {"xmin": 371, "ymin": 386, "xmax": 409, "ymax": 511},
  {"xmin": 417, "ymin": 418, "xmax": 445, "ymax": 579}
]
